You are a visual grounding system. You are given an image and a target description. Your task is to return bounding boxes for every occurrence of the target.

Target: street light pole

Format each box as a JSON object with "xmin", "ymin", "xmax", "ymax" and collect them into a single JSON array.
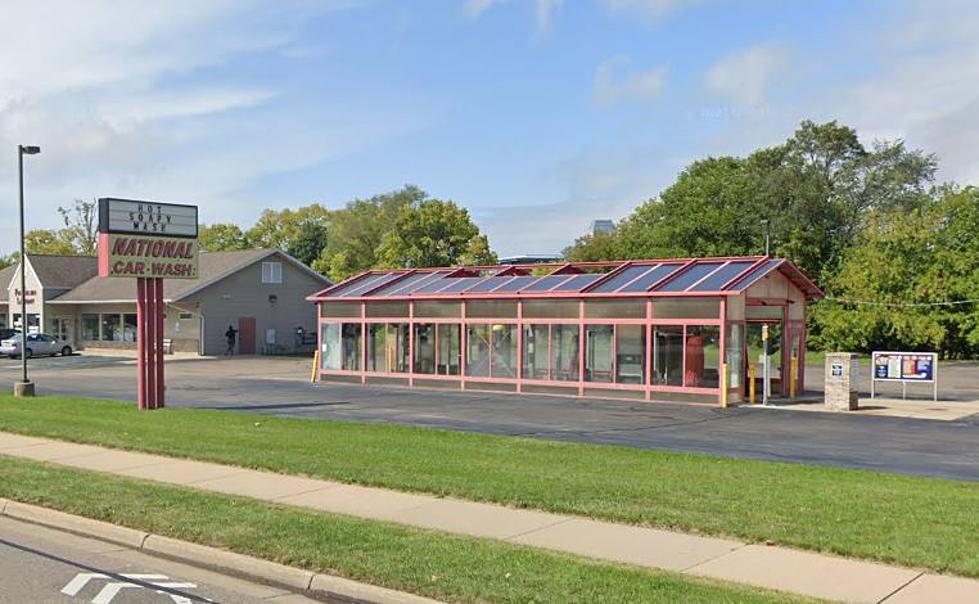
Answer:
[
  {"xmin": 760, "ymin": 219, "xmax": 771, "ymax": 256},
  {"xmin": 15, "ymin": 144, "xmax": 40, "ymax": 398}
]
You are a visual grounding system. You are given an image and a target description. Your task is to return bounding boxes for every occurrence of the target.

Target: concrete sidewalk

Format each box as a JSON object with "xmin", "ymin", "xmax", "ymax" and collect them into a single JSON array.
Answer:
[{"xmin": 1, "ymin": 431, "xmax": 975, "ymax": 604}]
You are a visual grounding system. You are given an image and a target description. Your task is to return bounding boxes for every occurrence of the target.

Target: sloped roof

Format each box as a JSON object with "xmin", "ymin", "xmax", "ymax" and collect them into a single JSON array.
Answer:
[
  {"xmin": 308, "ymin": 256, "xmax": 823, "ymax": 302},
  {"xmin": 50, "ymin": 249, "xmax": 330, "ymax": 304},
  {"xmin": 0, "ymin": 264, "xmax": 15, "ymax": 303},
  {"xmin": 28, "ymin": 255, "xmax": 99, "ymax": 289}
]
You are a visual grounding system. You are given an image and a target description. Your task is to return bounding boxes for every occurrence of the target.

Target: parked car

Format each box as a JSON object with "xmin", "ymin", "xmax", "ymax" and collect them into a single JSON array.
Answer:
[
  {"xmin": 0, "ymin": 328, "xmax": 20, "ymax": 341},
  {"xmin": 0, "ymin": 333, "xmax": 72, "ymax": 358}
]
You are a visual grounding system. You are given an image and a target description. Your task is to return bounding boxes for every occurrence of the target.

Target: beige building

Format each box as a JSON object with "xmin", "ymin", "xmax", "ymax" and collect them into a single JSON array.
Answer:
[{"xmin": 0, "ymin": 250, "xmax": 330, "ymax": 355}]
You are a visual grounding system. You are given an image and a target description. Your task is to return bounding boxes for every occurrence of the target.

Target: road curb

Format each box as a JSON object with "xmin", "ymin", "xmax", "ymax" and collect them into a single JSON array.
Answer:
[{"xmin": 1, "ymin": 499, "xmax": 441, "ymax": 604}]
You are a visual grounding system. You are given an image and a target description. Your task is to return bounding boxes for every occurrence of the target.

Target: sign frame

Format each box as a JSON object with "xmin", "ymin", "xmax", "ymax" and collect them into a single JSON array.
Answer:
[
  {"xmin": 97, "ymin": 198, "xmax": 199, "ymax": 280},
  {"xmin": 98, "ymin": 197, "xmax": 198, "ymax": 238},
  {"xmin": 870, "ymin": 351, "xmax": 938, "ymax": 401}
]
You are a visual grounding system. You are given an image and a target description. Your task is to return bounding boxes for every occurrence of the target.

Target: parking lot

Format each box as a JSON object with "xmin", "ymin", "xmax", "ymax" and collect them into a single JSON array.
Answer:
[{"xmin": 1, "ymin": 354, "xmax": 977, "ymax": 480}]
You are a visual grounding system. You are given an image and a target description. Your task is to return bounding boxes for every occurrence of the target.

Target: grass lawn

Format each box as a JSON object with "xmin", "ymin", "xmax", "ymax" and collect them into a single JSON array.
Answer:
[
  {"xmin": 0, "ymin": 393, "xmax": 977, "ymax": 577},
  {"xmin": 0, "ymin": 456, "xmax": 813, "ymax": 604}
]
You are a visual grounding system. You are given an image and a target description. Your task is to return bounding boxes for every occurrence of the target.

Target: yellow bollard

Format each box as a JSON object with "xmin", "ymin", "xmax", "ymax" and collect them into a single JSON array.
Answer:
[
  {"xmin": 720, "ymin": 363, "xmax": 728, "ymax": 408},
  {"xmin": 748, "ymin": 362, "xmax": 756, "ymax": 405},
  {"xmin": 789, "ymin": 356, "xmax": 798, "ymax": 398},
  {"xmin": 310, "ymin": 349, "xmax": 320, "ymax": 383}
]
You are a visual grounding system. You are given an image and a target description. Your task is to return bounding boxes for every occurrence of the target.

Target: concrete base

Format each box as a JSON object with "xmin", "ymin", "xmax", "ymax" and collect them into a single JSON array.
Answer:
[{"xmin": 13, "ymin": 381, "xmax": 34, "ymax": 397}]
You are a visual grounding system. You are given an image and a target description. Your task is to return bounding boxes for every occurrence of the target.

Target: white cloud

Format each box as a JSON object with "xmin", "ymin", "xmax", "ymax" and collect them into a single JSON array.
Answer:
[
  {"xmin": 601, "ymin": 0, "xmax": 706, "ymax": 21},
  {"xmin": 592, "ymin": 55, "xmax": 668, "ymax": 106},
  {"xmin": 462, "ymin": 0, "xmax": 564, "ymax": 35},
  {"xmin": 704, "ymin": 45, "xmax": 790, "ymax": 106}
]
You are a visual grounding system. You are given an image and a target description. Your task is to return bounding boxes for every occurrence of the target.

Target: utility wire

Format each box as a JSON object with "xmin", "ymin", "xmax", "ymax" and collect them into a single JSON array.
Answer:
[{"xmin": 822, "ymin": 297, "xmax": 979, "ymax": 308}]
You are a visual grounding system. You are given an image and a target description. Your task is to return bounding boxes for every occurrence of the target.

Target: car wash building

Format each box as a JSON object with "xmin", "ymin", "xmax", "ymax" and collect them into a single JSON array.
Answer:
[
  {"xmin": 1, "ymin": 250, "xmax": 330, "ymax": 355},
  {"xmin": 309, "ymin": 256, "xmax": 822, "ymax": 405}
]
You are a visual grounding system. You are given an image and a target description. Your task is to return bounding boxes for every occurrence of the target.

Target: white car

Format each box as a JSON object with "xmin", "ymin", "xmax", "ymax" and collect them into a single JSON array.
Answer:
[{"xmin": 0, "ymin": 333, "xmax": 73, "ymax": 358}]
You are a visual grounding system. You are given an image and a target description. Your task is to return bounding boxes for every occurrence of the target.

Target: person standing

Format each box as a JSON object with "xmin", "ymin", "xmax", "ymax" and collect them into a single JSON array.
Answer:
[{"xmin": 225, "ymin": 324, "xmax": 238, "ymax": 356}]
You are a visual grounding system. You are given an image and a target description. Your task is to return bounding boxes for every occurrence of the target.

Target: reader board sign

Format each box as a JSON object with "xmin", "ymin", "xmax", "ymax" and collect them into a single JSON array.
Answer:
[
  {"xmin": 872, "ymin": 352, "xmax": 936, "ymax": 382},
  {"xmin": 97, "ymin": 198, "xmax": 199, "ymax": 279}
]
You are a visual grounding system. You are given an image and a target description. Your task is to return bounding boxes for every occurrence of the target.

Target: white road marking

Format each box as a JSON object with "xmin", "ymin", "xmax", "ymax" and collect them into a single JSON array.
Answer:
[{"xmin": 61, "ymin": 572, "xmax": 202, "ymax": 603}]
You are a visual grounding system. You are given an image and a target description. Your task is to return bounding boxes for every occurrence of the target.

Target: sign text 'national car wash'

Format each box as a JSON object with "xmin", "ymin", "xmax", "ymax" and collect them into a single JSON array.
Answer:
[{"xmin": 98, "ymin": 199, "xmax": 199, "ymax": 279}]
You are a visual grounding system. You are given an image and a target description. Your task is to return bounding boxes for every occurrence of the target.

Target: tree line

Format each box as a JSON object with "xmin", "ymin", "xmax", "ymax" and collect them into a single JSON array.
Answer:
[{"xmin": 564, "ymin": 120, "xmax": 978, "ymax": 358}]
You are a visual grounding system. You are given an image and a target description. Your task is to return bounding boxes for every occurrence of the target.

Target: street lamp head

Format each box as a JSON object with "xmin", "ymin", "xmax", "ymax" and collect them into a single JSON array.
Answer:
[{"xmin": 20, "ymin": 145, "xmax": 41, "ymax": 155}]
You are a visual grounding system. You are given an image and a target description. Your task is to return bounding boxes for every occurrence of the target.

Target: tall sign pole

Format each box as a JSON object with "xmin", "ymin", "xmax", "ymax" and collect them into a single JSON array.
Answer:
[{"xmin": 97, "ymin": 198, "xmax": 199, "ymax": 410}]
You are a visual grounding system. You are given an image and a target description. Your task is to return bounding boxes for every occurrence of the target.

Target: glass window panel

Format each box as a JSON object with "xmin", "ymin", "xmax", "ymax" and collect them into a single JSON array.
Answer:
[
  {"xmin": 467, "ymin": 300, "xmax": 517, "ymax": 318},
  {"xmin": 553, "ymin": 274, "xmax": 602, "ymax": 291},
  {"xmin": 438, "ymin": 277, "xmax": 482, "ymax": 293},
  {"xmin": 101, "ymin": 314, "xmax": 122, "ymax": 341},
  {"xmin": 657, "ymin": 263, "xmax": 724, "ymax": 292},
  {"xmin": 726, "ymin": 323, "xmax": 744, "ymax": 392},
  {"xmin": 652, "ymin": 299, "xmax": 720, "ymax": 319},
  {"xmin": 551, "ymin": 325, "xmax": 580, "ymax": 381},
  {"xmin": 413, "ymin": 323, "xmax": 435, "ymax": 374},
  {"xmin": 725, "ymin": 259, "xmax": 781, "ymax": 290},
  {"xmin": 330, "ymin": 273, "xmax": 384, "ymax": 297},
  {"xmin": 491, "ymin": 324, "xmax": 518, "ymax": 378},
  {"xmin": 523, "ymin": 275, "xmax": 572, "ymax": 291},
  {"xmin": 492, "ymin": 276, "xmax": 538, "ymax": 292},
  {"xmin": 652, "ymin": 325, "xmax": 683, "ymax": 386},
  {"xmin": 745, "ymin": 305, "xmax": 784, "ymax": 319},
  {"xmin": 341, "ymin": 323, "xmax": 362, "ymax": 371},
  {"xmin": 437, "ymin": 324, "xmax": 461, "ymax": 375},
  {"xmin": 414, "ymin": 301, "xmax": 462, "ymax": 318},
  {"xmin": 592, "ymin": 265, "xmax": 656, "ymax": 293},
  {"xmin": 522, "ymin": 324, "xmax": 550, "ymax": 380},
  {"xmin": 366, "ymin": 324, "xmax": 387, "ymax": 372},
  {"xmin": 338, "ymin": 273, "xmax": 401, "ymax": 297},
  {"xmin": 466, "ymin": 277, "xmax": 513, "ymax": 293},
  {"xmin": 584, "ymin": 325, "xmax": 614, "ymax": 383},
  {"xmin": 82, "ymin": 314, "xmax": 99, "ymax": 340},
  {"xmin": 620, "ymin": 264, "xmax": 683, "ymax": 292},
  {"xmin": 378, "ymin": 272, "xmax": 441, "ymax": 296},
  {"xmin": 387, "ymin": 323, "xmax": 411, "ymax": 373},
  {"xmin": 689, "ymin": 261, "xmax": 758, "ymax": 291},
  {"xmin": 413, "ymin": 276, "xmax": 456, "ymax": 294},
  {"xmin": 685, "ymin": 325, "xmax": 720, "ymax": 388},
  {"xmin": 584, "ymin": 299, "xmax": 646, "ymax": 319},
  {"xmin": 365, "ymin": 301, "xmax": 409, "ymax": 317},
  {"xmin": 466, "ymin": 324, "xmax": 491, "ymax": 377},
  {"xmin": 320, "ymin": 323, "xmax": 341, "ymax": 370},
  {"xmin": 522, "ymin": 299, "xmax": 579, "ymax": 319},
  {"xmin": 123, "ymin": 314, "xmax": 138, "ymax": 342},
  {"xmin": 615, "ymin": 325, "xmax": 646, "ymax": 384},
  {"xmin": 320, "ymin": 302, "xmax": 361, "ymax": 318}
]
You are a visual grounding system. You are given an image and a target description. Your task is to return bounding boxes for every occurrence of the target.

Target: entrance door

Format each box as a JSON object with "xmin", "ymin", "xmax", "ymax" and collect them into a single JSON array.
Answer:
[
  {"xmin": 238, "ymin": 317, "xmax": 256, "ymax": 355},
  {"xmin": 746, "ymin": 321, "xmax": 783, "ymax": 397}
]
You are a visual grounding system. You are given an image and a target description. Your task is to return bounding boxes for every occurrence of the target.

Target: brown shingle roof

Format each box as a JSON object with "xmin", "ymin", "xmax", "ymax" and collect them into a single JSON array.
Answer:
[
  {"xmin": 0, "ymin": 264, "xmax": 16, "ymax": 303},
  {"xmin": 28, "ymin": 255, "xmax": 99, "ymax": 289},
  {"xmin": 49, "ymin": 249, "xmax": 330, "ymax": 304}
]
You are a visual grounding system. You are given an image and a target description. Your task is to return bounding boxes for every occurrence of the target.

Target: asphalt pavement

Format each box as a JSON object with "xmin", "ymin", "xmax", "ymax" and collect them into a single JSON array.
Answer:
[
  {"xmin": 0, "ymin": 516, "xmax": 317, "ymax": 604},
  {"xmin": 1, "ymin": 355, "xmax": 977, "ymax": 481}
]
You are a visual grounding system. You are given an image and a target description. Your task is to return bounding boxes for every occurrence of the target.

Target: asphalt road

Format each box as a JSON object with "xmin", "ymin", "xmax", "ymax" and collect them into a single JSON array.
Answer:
[
  {"xmin": 0, "ymin": 516, "xmax": 318, "ymax": 604},
  {"xmin": 2, "ymin": 355, "xmax": 978, "ymax": 481}
]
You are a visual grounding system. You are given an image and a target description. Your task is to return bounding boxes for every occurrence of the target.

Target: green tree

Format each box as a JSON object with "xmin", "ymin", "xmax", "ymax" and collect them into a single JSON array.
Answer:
[
  {"xmin": 0, "ymin": 254, "xmax": 15, "ymax": 270},
  {"xmin": 813, "ymin": 187, "xmax": 979, "ymax": 358},
  {"xmin": 25, "ymin": 230, "xmax": 77, "ymax": 255},
  {"xmin": 375, "ymin": 199, "xmax": 497, "ymax": 269},
  {"xmin": 286, "ymin": 220, "xmax": 329, "ymax": 268},
  {"xmin": 246, "ymin": 204, "xmax": 330, "ymax": 251},
  {"xmin": 198, "ymin": 223, "xmax": 250, "ymax": 251},
  {"xmin": 57, "ymin": 199, "xmax": 98, "ymax": 255},
  {"xmin": 563, "ymin": 231, "xmax": 623, "ymax": 262},
  {"xmin": 314, "ymin": 185, "xmax": 426, "ymax": 280}
]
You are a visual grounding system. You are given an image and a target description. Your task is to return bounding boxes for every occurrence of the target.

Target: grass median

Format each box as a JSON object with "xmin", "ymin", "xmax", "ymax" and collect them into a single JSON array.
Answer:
[
  {"xmin": 0, "ymin": 456, "xmax": 811, "ymax": 604},
  {"xmin": 0, "ymin": 393, "xmax": 977, "ymax": 577}
]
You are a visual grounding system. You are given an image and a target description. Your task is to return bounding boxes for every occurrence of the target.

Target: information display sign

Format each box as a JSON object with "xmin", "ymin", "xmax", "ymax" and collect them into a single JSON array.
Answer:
[{"xmin": 870, "ymin": 351, "xmax": 938, "ymax": 400}]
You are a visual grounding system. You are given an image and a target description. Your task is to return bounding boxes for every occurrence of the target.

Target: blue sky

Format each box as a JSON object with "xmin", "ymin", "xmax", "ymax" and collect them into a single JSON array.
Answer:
[{"xmin": 2, "ymin": 0, "xmax": 977, "ymax": 256}]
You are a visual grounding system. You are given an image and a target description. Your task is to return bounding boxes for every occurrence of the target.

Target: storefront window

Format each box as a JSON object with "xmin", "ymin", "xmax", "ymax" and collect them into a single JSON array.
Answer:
[
  {"xmin": 466, "ymin": 324, "xmax": 490, "ymax": 377},
  {"xmin": 387, "ymin": 323, "xmax": 410, "ymax": 373},
  {"xmin": 320, "ymin": 323, "xmax": 341, "ymax": 370},
  {"xmin": 437, "ymin": 324, "xmax": 461, "ymax": 375},
  {"xmin": 123, "ymin": 314, "xmax": 138, "ymax": 342},
  {"xmin": 726, "ymin": 323, "xmax": 744, "ymax": 391},
  {"xmin": 584, "ymin": 325, "xmax": 613, "ymax": 383},
  {"xmin": 652, "ymin": 325, "xmax": 683, "ymax": 386},
  {"xmin": 413, "ymin": 323, "xmax": 435, "ymax": 374},
  {"xmin": 341, "ymin": 323, "xmax": 362, "ymax": 371},
  {"xmin": 82, "ymin": 314, "xmax": 99, "ymax": 340},
  {"xmin": 367, "ymin": 324, "xmax": 386, "ymax": 372},
  {"xmin": 101, "ymin": 314, "xmax": 122, "ymax": 341},
  {"xmin": 615, "ymin": 325, "xmax": 645, "ymax": 384},
  {"xmin": 685, "ymin": 326, "xmax": 720, "ymax": 387},
  {"xmin": 551, "ymin": 325, "xmax": 579, "ymax": 381},
  {"xmin": 522, "ymin": 324, "xmax": 550, "ymax": 380},
  {"xmin": 491, "ymin": 324, "xmax": 517, "ymax": 378}
]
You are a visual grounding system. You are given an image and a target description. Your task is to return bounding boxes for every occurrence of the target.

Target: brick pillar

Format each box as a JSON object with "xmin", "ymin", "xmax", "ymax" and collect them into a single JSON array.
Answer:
[{"xmin": 824, "ymin": 352, "xmax": 858, "ymax": 411}]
